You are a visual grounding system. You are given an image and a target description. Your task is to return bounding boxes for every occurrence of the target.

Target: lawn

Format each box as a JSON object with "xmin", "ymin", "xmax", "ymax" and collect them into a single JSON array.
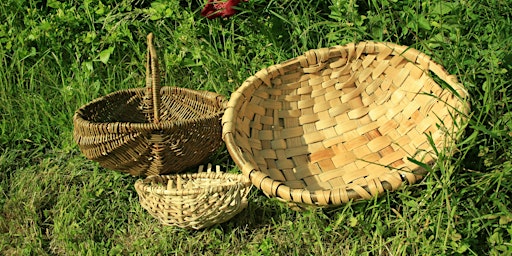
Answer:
[{"xmin": 1, "ymin": 0, "xmax": 511, "ymax": 255}]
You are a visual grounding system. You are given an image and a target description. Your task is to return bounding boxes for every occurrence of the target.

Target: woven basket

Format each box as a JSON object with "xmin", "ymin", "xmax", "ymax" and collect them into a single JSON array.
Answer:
[
  {"xmin": 134, "ymin": 164, "xmax": 252, "ymax": 229},
  {"xmin": 73, "ymin": 33, "xmax": 225, "ymax": 176},
  {"xmin": 222, "ymin": 41, "xmax": 469, "ymax": 209}
]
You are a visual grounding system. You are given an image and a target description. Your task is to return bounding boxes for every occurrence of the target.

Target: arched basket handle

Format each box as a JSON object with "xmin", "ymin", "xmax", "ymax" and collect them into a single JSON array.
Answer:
[{"xmin": 144, "ymin": 33, "xmax": 161, "ymax": 124}]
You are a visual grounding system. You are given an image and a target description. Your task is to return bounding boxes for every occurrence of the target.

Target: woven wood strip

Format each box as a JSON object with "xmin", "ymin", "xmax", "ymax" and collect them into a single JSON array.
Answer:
[
  {"xmin": 73, "ymin": 33, "xmax": 226, "ymax": 176},
  {"xmin": 222, "ymin": 41, "xmax": 469, "ymax": 209},
  {"xmin": 134, "ymin": 164, "xmax": 252, "ymax": 229}
]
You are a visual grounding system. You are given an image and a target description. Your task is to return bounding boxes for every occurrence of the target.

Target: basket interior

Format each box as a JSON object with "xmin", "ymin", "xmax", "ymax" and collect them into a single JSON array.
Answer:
[
  {"xmin": 146, "ymin": 175, "xmax": 242, "ymax": 191},
  {"xmin": 78, "ymin": 87, "xmax": 223, "ymax": 124},
  {"xmin": 230, "ymin": 45, "xmax": 467, "ymax": 194}
]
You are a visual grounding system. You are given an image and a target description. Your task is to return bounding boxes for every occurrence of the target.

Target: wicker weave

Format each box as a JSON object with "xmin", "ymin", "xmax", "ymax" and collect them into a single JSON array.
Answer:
[
  {"xmin": 222, "ymin": 42, "xmax": 469, "ymax": 209},
  {"xmin": 73, "ymin": 33, "xmax": 225, "ymax": 176},
  {"xmin": 134, "ymin": 164, "xmax": 252, "ymax": 229}
]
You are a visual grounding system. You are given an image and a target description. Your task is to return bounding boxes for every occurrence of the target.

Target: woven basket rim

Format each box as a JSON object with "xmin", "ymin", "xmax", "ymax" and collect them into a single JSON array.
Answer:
[
  {"xmin": 74, "ymin": 86, "xmax": 226, "ymax": 128},
  {"xmin": 222, "ymin": 41, "xmax": 470, "ymax": 208},
  {"xmin": 135, "ymin": 172, "xmax": 252, "ymax": 196}
]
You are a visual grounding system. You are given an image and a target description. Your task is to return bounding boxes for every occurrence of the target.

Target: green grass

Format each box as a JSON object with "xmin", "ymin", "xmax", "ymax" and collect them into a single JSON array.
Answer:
[{"xmin": 1, "ymin": 0, "xmax": 511, "ymax": 255}]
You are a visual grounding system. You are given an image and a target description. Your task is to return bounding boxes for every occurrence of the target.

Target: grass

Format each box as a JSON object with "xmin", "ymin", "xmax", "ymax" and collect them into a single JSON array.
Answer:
[{"xmin": 1, "ymin": 0, "xmax": 511, "ymax": 254}]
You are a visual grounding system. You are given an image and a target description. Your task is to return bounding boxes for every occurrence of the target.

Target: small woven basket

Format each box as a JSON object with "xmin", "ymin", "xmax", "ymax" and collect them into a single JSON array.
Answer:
[
  {"xmin": 134, "ymin": 164, "xmax": 252, "ymax": 229},
  {"xmin": 222, "ymin": 42, "xmax": 469, "ymax": 209},
  {"xmin": 73, "ymin": 33, "xmax": 225, "ymax": 176}
]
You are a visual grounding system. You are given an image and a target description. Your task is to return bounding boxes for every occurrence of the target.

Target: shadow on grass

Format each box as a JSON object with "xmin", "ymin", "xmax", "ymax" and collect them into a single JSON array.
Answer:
[{"xmin": 221, "ymin": 192, "xmax": 293, "ymax": 230}]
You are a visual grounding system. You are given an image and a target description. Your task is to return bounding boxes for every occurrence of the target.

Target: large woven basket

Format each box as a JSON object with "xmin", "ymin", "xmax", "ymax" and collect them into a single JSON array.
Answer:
[
  {"xmin": 134, "ymin": 164, "xmax": 252, "ymax": 229},
  {"xmin": 222, "ymin": 41, "xmax": 469, "ymax": 209},
  {"xmin": 73, "ymin": 33, "xmax": 225, "ymax": 176}
]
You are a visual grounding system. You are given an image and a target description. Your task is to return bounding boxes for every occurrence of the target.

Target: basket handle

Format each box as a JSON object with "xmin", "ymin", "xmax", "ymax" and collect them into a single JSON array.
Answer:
[{"xmin": 146, "ymin": 33, "xmax": 161, "ymax": 124}]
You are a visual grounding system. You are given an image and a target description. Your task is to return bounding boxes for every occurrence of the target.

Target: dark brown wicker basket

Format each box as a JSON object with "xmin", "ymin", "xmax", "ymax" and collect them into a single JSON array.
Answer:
[{"xmin": 73, "ymin": 33, "xmax": 225, "ymax": 176}]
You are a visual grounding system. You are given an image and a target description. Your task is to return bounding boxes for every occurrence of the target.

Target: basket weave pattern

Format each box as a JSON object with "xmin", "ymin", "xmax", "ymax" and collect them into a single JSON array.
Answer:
[
  {"xmin": 135, "ymin": 165, "xmax": 251, "ymax": 229},
  {"xmin": 73, "ymin": 34, "xmax": 225, "ymax": 176},
  {"xmin": 222, "ymin": 42, "xmax": 469, "ymax": 208}
]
